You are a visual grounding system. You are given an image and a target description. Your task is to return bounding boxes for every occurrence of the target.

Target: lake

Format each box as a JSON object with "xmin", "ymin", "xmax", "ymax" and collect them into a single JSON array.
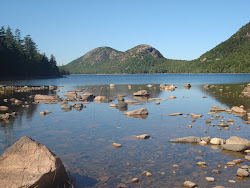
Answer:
[{"xmin": 0, "ymin": 74, "xmax": 250, "ymax": 187}]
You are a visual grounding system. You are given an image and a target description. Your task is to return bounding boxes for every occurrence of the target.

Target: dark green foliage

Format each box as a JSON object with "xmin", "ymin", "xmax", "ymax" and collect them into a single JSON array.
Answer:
[
  {"xmin": 0, "ymin": 26, "xmax": 62, "ymax": 79},
  {"xmin": 65, "ymin": 22, "xmax": 250, "ymax": 74}
]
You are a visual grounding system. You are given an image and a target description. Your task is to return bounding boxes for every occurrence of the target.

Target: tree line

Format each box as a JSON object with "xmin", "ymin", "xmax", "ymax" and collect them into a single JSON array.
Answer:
[{"xmin": 0, "ymin": 26, "xmax": 68, "ymax": 79}]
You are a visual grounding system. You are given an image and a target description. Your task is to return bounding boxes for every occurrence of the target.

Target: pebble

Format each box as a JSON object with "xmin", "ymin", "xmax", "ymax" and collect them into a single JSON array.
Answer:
[
  {"xmin": 198, "ymin": 151, "xmax": 203, "ymax": 154},
  {"xmin": 212, "ymin": 169, "xmax": 220, "ymax": 174},
  {"xmin": 197, "ymin": 162, "xmax": 206, "ymax": 166},
  {"xmin": 132, "ymin": 178, "xmax": 139, "ymax": 183},
  {"xmin": 112, "ymin": 143, "xmax": 122, "ymax": 148},
  {"xmin": 183, "ymin": 181, "xmax": 197, "ymax": 188},
  {"xmin": 155, "ymin": 102, "xmax": 160, "ymax": 105},
  {"xmin": 146, "ymin": 172, "xmax": 152, "ymax": 177},
  {"xmin": 227, "ymin": 161, "xmax": 236, "ymax": 166},
  {"xmin": 188, "ymin": 125, "xmax": 192, "ymax": 128},
  {"xmin": 233, "ymin": 159, "xmax": 243, "ymax": 164},
  {"xmin": 204, "ymin": 130, "xmax": 207, "ymax": 133},
  {"xmin": 205, "ymin": 177, "xmax": 215, "ymax": 182},
  {"xmin": 229, "ymin": 180, "xmax": 236, "ymax": 183},
  {"xmin": 173, "ymin": 164, "xmax": 179, "ymax": 168},
  {"xmin": 245, "ymin": 155, "xmax": 250, "ymax": 161}
]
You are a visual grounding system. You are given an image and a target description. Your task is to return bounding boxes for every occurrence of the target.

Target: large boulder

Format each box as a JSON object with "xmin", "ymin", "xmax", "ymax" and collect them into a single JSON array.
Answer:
[
  {"xmin": 226, "ymin": 136, "xmax": 250, "ymax": 148},
  {"xmin": 0, "ymin": 136, "xmax": 68, "ymax": 188},
  {"xmin": 169, "ymin": 136, "xmax": 201, "ymax": 143}
]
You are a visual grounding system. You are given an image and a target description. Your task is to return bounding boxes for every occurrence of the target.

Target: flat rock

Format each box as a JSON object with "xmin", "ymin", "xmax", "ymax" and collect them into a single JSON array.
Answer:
[
  {"xmin": 135, "ymin": 134, "xmax": 150, "ymax": 139},
  {"xmin": 61, "ymin": 104, "xmax": 72, "ymax": 109},
  {"xmin": 168, "ymin": 112, "xmax": 183, "ymax": 116},
  {"xmin": 205, "ymin": 177, "xmax": 215, "ymax": 182},
  {"xmin": 0, "ymin": 136, "xmax": 67, "ymax": 188},
  {"xmin": 112, "ymin": 143, "xmax": 122, "ymax": 148},
  {"xmin": 34, "ymin": 94, "xmax": 59, "ymax": 101},
  {"xmin": 231, "ymin": 106, "xmax": 247, "ymax": 113},
  {"xmin": 210, "ymin": 106, "xmax": 227, "ymax": 112},
  {"xmin": 169, "ymin": 136, "xmax": 201, "ymax": 143},
  {"xmin": 133, "ymin": 90, "xmax": 149, "ymax": 96},
  {"xmin": 124, "ymin": 108, "xmax": 148, "ymax": 116}
]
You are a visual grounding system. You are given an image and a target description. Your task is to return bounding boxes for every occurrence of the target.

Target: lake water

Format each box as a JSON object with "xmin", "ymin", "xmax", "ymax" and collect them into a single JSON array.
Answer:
[{"xmin": 0, "ymin": 74, "xmax": 250, "ymax": 187}]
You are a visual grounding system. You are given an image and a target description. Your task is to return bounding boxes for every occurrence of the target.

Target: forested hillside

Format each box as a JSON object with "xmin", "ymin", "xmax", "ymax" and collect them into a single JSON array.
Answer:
[
  {"xmin": 65, "ymin": 22, "xmax": 250, "ymax": 74},
  {"xmin": 0, "ymin": 26, "xmax": 63, "ymax": 79}
]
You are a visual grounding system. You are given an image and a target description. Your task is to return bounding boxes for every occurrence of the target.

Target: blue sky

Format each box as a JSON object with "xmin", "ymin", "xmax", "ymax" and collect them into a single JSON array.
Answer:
[{"xmin": 1, "ymin": 0, "xmax": 249, "ymax": 65}]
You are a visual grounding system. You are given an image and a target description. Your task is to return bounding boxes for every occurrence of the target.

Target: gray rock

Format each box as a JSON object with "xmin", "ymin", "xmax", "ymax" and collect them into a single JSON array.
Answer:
[
  {"xmin": 226, "ymin": 136, "xmax": 250, "ymax": 148},
  {"xmin": 169, "ymin": 136, "xmax": 201, "ymax": 143},
  {"xmin": 0, "ymin": 136, "xmax": 67, "ymax": 188}
]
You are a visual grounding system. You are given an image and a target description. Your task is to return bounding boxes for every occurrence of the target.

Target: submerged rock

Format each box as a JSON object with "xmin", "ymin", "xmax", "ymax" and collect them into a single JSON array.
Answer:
[
  {"xmin": 169, "ymin": 136, "xmax": 201, "ymax": 143},
  {"xmin": 0, "ymin": 136, "xmax": 67, "ymax": 188}
]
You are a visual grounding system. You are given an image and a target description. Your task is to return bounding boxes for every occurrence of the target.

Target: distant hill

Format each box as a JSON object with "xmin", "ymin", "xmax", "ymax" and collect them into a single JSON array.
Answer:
[{"xmin": 64, "ymin": 22, "xmax": 250, "ymax": 74}]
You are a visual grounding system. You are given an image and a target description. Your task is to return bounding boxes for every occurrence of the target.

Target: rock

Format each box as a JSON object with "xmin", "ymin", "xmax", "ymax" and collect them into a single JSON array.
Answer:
[
  {"xmin": 212, "ymin": 170, "xmax": 220, "ymax": 174},
  {"xmin": 244, "ymin": 150, "xmax": 250, "ymax": 153},
  {"xmin": 226, "ymin": 136, "xmax": 250, "ymax": 148},
  {"xmin": 184, "ymin": 83, "xmax": 191, "ymax": 88},
  {"xmin": 118, "ymin": 96, "xmax": 124, "ymax": 101},
  {"xmin": 168, "ymin": 112, "xmax": 183, "ymax": 116},
  {"xmin": 227, "ymin": 119, "xmax": 234, "ymax": 122},
  {"xmin": 229, "ymin": 180, "xmax": 236, "ymax": 183},
  {"xmin": 165, "ymin": 85, "xmax": 176, "ymax": 91},
  {"xmin": 0, "ymin": 106, "xmax": 8, "ymax": 111},
  {"xmin": 210, "ymin": 138, "xmax": 225, "ymax": 145},
  {"xmin": 141, "ymin": 171, "xmax": 147, "ymax": 175},
  {"xmin": 146, "ymin": 172, "xmax": 152, "ymax": 177},
  {"xmin": 82, "ymin": 93, "xmax": 95, "ymax": 101},
  {"xmin": 183, "ymin": 181, "xmax": 197, "ymax": 187},
  {"xmin": 245, "ymin": 155, "xmax": 250, "ymax": 161},
  {"xmin": 116, "ymin": 102, "xmax": 128, "ymax": 109},
  {"xmin": 231, "ymin": 106, "xmax": 247, "ymax": 113},
  {"xmin": 218, "ymin": 123, "xmax": 229, "ymax": 127},
  {"xmin": 205, "ymin": 177, "xmax": 215, "ymax": 182},
  {"xmin": 210, "ymin": 106, "xmax": 227, "ymax": 112},
  {"xmin": 233, "ymin": 159, "xmax": 243, "ymax": 164},
  {"xmin": 173, "ymin": 164, "xmax": 179, "ymax": 168},
  {"xmin": 0, "ymin": 136, "xmax": 67, "ymax": 187},
  {"xmin": 40, "ymin": 110, "xmax": 52, "ymax": 116},
  {"xmin": 110, "ymin": 104, "xmax": 117, "ymax": 108},
  {"xmin": 203, "ymin": 84, "xmax": 210, "ymax": 89},
  {"xmin": 147, "ymin": 84, "xmax": 153, "ymax": 88},
  {"xmin": 124, "ymin": 108, "xmax": 148, "ymax": 116},
  {"xmin": 221, "ymin": 144, "xmax": 248, "ymax": 152},
  {"xmin": 190, "ymin": 113, "xmax": 203, "ymax": 118},
  {"xmin": 135, "ymin": 134, "xmax": 150, "ymax": 139},
  {"xmin": 237, "ymin": 168, "xmax": 249, "ymax": 177},
  {"xmin": 95, "ymin": 96, "xmax": 113, "ymax": 103},
  {"xmin": 34, "ymin": 94, "xmax": 59, "ymax": 100},
  {"xmin": 169, "ymin": 96, "xmax": 176, "ymax": 99},
  {"xmin": 187, "ymin": 125, "xmax": 192, "ymax": 128},
  {"xmin": 197, "ymin": 162, "xmax": 206, "ymax": 166},
  {"xmin": 110, "ymin": 84, "xmax": 115, "ymax": 88},
  {"xmin": 133, "ymin": 90, "xmax": 149, "ymax": 96},
  {"xmin": 227, "ymin": 161, "xmax": 236, "ymax": 166},
  {"xmin": 199, "ymin": 141, "xmax": 207, "ymax": 145},
  {"xmin": 132, "ymin": 178, "xmax": 139, "ymax": 183},
  {"xmin": 155, "ymin": 102, "xmax": 160, "ymax": 105},
  {"xmin": 112, "ymin": 143, "xmax": 122, "ymax": 148},
  {"xmin": 169, "ymin": 136, "xmax": 201, "ymax": 143}
]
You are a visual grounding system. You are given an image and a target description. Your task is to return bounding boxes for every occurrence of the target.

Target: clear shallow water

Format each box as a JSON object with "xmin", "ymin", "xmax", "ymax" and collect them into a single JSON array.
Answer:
[{"xmin": 0, "ymin": 74, "xmax": 250, "ymax": 188}]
